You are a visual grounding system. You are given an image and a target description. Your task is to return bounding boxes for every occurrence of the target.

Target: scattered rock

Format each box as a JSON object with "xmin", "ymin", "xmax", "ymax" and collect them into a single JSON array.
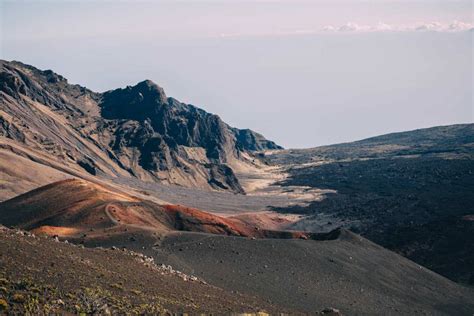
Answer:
[{"xmin": 320, "ymin": 307, "xmax": 342, "ymax": 315}]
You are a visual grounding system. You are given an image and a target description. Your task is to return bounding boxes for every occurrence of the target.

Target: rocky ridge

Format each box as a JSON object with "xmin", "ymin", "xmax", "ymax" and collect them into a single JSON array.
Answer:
[{"xmin": 0, "ymin": 60, "xmax": 281, "ymax": 197}]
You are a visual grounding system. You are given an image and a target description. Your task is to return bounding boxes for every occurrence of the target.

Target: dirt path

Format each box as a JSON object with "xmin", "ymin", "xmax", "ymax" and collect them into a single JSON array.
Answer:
[{"xmin": 104, "ymin": 203, "xmax": 164, "ymax": 232}]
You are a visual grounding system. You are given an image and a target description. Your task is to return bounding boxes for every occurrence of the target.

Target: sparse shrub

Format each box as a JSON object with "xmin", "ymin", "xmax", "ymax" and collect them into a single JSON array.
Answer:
[
  {"xmin": 30, "ymin": 287, "xmax": 41, "ymax": 293},
  {"xmin": 110, "ymin": 283, "xmax": 123, "ymax": 290},
  {"xmin": 16, "ymin": 280, "xmax": 32, "ymax": 290},
  {"xmin": 12, "ymin": 293, "xmax": 26, "ymax": 303},
  {"xmin": 24, "ymin": 296, "xmax": 40, "ymax": 314},
  {"xmin": 0, "ymin": 298, "xmax": 8, "ymax": 310},
  {"xmin": 130, "ymin": 289, "xmax": 141, "ymax": 295}
]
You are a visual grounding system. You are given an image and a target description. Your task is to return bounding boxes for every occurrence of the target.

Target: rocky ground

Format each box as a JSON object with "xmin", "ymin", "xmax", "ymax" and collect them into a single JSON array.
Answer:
[
  {"xmin": 0, "ymin": 226, "xmax": 293, "ymax": 314},
  {"xmin": 148, "ymin": 230, "xmax": 474, "ymax": 315}
]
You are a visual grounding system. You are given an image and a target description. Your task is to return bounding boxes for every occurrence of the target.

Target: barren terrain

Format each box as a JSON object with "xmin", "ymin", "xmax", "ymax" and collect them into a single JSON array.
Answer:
[
  {"xmin": 0, "ymin": 226, "xmax": 291, "ymax": 314},
  {"xmin": 266, "ymin": 124, "xmax": 474, "ymax": 284},
  {"xmin": 1, "ymin": 59, "xmax": 473, "ymax": 314},
  {"xmin": 1, "ymin": 178, "xmax": 473, "ymax": 315}
]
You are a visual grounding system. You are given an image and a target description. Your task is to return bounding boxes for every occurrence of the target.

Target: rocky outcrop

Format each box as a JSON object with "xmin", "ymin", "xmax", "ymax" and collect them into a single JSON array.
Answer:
[
  {"xmin": 234, "ymin": 128, "xmax": 281, "ymax": 151},
  {"xmin": 0, "ymin": 60, "xmax": 281, "ymax": 193}
]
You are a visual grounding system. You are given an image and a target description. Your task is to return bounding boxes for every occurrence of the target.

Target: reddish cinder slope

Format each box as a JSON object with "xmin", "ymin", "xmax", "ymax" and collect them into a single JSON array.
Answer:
[
  {"xmin": 0, "ymin": 179, "xmax": 334, "ymax": 241},
  {"xmin": 163, "ymin": 205, "xmax": 340, "ymax": 240},
  {"xmin": 163, "ymin": 204, "xmax": 255, "ymax": 236},
  {"xmin": 0, "ymin": 179, "xmax": 137, "ymax": 232}
]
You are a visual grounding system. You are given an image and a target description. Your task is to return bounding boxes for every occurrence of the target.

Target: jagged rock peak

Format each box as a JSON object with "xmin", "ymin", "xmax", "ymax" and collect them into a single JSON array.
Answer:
[
  {"xmin": 130, "ymin": 79, "xmax": 167, "ymax": 100},
  {"xmin": 100, "ymin": 79, "xmax": 169, "ymax": 120}
]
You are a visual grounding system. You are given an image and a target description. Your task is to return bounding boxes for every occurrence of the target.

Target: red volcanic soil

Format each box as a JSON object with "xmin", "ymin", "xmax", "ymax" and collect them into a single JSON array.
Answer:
[
  {"xmin": 162, "ymin": 204, "xmax": 255, "ymax": 236},
  {"xmin": 0, "ymin": 179, "xmax": 334, "ymax": 241},
  {"xmin": 0, "ymin": 179, "xmax": 136, "ymax": 236},
  {"xmin": 162, "ymin": 204, "xmax": 341, "ymax": 240}
]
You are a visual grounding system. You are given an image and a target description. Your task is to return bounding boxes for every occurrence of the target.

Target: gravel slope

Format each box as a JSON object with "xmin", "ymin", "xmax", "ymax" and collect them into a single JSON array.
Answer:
[{"xmin": 148, "ymin": 230, "xmax": 474, "ymax": 315}]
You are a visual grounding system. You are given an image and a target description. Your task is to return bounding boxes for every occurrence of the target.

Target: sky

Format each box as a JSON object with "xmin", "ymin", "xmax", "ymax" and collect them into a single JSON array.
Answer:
[{"xmin": 1, "ymin": 0, "xmax": 473, "ymax": 148}]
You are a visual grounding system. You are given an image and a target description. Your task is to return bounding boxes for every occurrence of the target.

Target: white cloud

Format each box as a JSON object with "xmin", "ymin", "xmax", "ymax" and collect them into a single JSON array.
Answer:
[
  {"xmin": 372, "ymin": 22, "xmax": 393, "ymax": 31},
  {"xmin": 338, "ymin": 22, "xmax": 368, "ymax": 32},
  {"xmin": 415, "ymin": 22, "xmax": 444, "ymax": 31},
  {"xmin": 322, "ymin": 25, "xmax": 336, "ymax": 32},
  {"xmin": 413, "ymin": 21, "xmax": 473, "ymax": 32},
  {"xmin": 447, "ymin": 20, "xmax": 472, "ymax": 31},
  {"xmin": 323, "ymin": 20, "xmax": 473, "ymax": 33},
  {"xmin": 219, "ymin": 20, "xmax": 472, "ymax": 39}
]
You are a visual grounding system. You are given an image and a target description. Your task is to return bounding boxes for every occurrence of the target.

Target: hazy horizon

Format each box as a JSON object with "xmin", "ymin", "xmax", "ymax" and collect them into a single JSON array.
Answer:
[{"xmin": 1, "ymin": 0, "xmax": 472, "ymax": 148}]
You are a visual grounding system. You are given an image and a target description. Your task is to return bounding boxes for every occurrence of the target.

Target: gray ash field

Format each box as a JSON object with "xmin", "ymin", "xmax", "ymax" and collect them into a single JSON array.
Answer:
[{"xmin": 149, "ymin": 230, "xmax": 474, "ymax": 315}]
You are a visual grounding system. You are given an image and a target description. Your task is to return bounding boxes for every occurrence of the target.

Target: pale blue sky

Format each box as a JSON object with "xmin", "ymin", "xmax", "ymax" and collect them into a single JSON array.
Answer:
[{"xmin": 1, "ymin": 0, "xmax": 473, "ymax": 147}]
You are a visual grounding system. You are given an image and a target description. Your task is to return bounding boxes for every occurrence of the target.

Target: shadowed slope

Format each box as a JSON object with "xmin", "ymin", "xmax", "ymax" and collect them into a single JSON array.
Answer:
[{"xmin": 266, "ymin": 124, "xmax": 474, "ymax": 284}]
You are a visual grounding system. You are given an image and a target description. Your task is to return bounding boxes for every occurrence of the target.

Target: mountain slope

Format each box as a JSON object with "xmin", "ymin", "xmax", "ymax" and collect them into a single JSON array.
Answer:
[
  {"xmin": 0, "ymin": 60, "xmax": 281, "ymax": 200},
  {"xmin": 153, "ymin": 230, "xmax": 473, "ymax": 315},
  {"xmin": 0, "ymin": 180, "xmax": 473, "ymax": 315},
  {"xmin": 0, "ymin": 226, "xmax": 290, "ymax": 314},
  {"xmin": 266, "ymin": 124, "xmax": 474, "ymax": 284},
  {"xmin": 266, "ymin": 124, "xmax": 473, "ymax": 164}
]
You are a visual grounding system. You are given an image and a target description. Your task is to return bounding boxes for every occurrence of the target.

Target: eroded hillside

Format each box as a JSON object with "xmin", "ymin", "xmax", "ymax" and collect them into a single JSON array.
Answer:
[{"xmin": 0, "ymin": 60, "xmax": 281, "ymax": 200}]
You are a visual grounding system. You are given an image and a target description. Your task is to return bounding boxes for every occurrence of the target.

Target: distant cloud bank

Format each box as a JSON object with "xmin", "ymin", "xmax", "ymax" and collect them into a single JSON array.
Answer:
[
  {"xmin": 220, "ymin": 21, "xmax": 473, "ymax": 38},
  {"xmin": 323, "ymin": 21, "xmax": 473, "ymax": 33}
]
